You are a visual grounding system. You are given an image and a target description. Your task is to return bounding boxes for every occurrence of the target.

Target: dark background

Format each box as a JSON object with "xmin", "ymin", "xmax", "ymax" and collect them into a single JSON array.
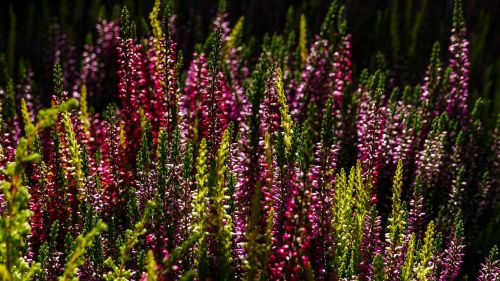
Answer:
[
  {"xmin": 1, "ymin": 0, "xmax": 499, "ymax": 121},
  {"xmin": 1, "ymin": 0, "xmax": 499, "ymax": 277}
]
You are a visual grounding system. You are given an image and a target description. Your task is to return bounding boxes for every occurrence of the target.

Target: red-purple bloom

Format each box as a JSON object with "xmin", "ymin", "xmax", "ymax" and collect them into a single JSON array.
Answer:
[
  {"xmin": 270, "ymin": 166, "xmax": 312, "ymax": 281},
  {"xmin": 446, "ymin": 22, "xmax": 470, "ymax": 124},
  {"xmin": 359, "ymin": 212, "xmax": 382, "ymax": 280},
  {"xmin": 116, "ymin": 36, "xmax": 146, "ymax": 165},
  {"xmin": 180, "ymin": 52, "xmax": 208, "ymax": 142},
  {"xmin": 356, "ymin": 82, "xmax": 387, "ymax": 192},
  {"xmin": 438, "ymin": 225, "xmax": 465, "ymax": 281},
  {"xmin": 291, "ymin": 38, "xmax": 330, "ymax": 121},
  {"xmin": 477, "ymin": 247, "xmax": 500, "ymax": 281}
]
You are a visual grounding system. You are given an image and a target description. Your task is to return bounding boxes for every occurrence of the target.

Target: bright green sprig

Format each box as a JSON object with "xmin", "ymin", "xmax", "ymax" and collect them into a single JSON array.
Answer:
[
  {"xmin": 401, "ymin": 233, "xmax": 416, "ymax": 281},
  {"xmin": 79, "ymin": 85, "xmax": 90, "ymax": 139},
  {"xmin": 263, "ymin": 207, "xmax": 274, "ymax": 280},
  {"xmin": 192, "ymin": 138, "xmax": 208, "ymax": 234},
  {"xmin": 59, "ymin": 221, "xmax": 107, "ymax": 281},
  {"xmin": 145, "ymin": 251, "xmax": 158, "ymax": 281},
  {"xmin": 243, "ymin": 187, "xmax": 263, "ymax": 279},
  {"xmin": 4, "ymin": 78, "xmax": 15, "ymax": 121},
  {"xmin": 225, "ymin": 16, "xmax": 245, "ymax": 58},
  {"xmin": 192, "ymin": 139, "xmax": 209, "ymax": 276},
  {"xmin": 332, "ymin": 168, "xmax": 354, "ymax": 277},
  {"xmin": 331, "ymin": 162, "xmax": 373, "ymax": 277},
  {"xmin": 275, "ymin": 68, "xmax": 292, "ymax": 154},
  {"xmin": 212, "ymin": 128, "xmax": 234, "ymax": 279},
  {"xmin": 120, "ymin": 6, "xmax": 131, "ymax": 39},
  {"xmin": 299, "ymin": 14, "xmax": 307, "ymax": 68},
  {"xmin": 37, "ymin": 99, "xmax": 79, "ymax": 132},
  {"xmin": 353, "ymin": 161, "xmax": 370, "ymax": 266},
  {"xmin": 416, "ymin": 221, "xmax": 435, "ymax": 281},
  {"xmin": 20, "ymin": 99, "xmax": 39, "ymax": 154},
  {"xmin": 0, "ymin": 98, "xmax": 78, "ymax": 281},
  {"xmin": 62, "ymin": 112, "xmax": 85, "ymax": 199},
  {"xmin": 104, "ymin": 201, "xmax": 155, "ymax": 281},
  {"xmin": 264, "ymin": 132, "xmax": 274, "ymax": 179},
  {"xmin": 386, "ymin": 160, "xmax": 405, "ymax": 244},
  {"xmin": 149, "ymin": 0, "xmax": 163, "ymax": 41}
]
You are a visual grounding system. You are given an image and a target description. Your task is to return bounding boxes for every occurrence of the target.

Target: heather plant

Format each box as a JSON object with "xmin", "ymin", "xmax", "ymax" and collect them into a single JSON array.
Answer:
[
  {"xmin": 0, "ymin": 0, "xmax": 499, "ymax": 280},
  {"xmin": 0, "ymin": 97, "xmax": 78, "ymax": 280}
]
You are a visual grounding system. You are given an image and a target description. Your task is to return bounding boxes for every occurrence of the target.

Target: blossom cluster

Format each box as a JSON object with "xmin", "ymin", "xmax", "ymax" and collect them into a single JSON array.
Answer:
[{"xmin": 0, "ymin": 0, "xmax": 498, "ymax": 280}]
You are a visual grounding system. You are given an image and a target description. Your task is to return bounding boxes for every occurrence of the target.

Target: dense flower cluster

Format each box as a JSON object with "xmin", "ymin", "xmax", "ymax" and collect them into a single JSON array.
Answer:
[{"xmin": 0, "ymin": 0, "xmax": 499, "ymax": 280}]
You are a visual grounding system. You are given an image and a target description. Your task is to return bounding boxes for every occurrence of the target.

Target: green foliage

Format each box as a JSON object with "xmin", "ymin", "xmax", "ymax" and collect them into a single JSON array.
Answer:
[
  {"xmin": 386, "ymin": 160, "xmax": 405, "ymax": 244},
  {"xmin": 352, "ymin": 161, "xmax": 371, "ymax": 266},
  {"xmin": 161, "ymin": 232, "xmax": 201, "ymax": 276},
  {"xmin": 37, "ymin": 99, "xmax": 79, "ymax": 131},
  {"xmin": 145, "ymin": 251, "xmax": 157, "ymax": 281},
  {"xmin": 415, "ymin": 221, "xmax": 435, "ymax": 280},
  {"xmin": 59, "ymin": 221, "xmax": 107, "ymax": 281},
  {"xmin": 299, "ymin": 14, "xmax": 307, "ymax": 69},
  {"xmin": 137, "ymin": 121, "xmax": 153, "ymax": 179},
  {"xmin": 121, "ymin": 6, "xmax": 132, "ymax": 39},
  {"xmin": 401, "ymin": 233, "xmax": 417, "ymax": 281},
  {"xmin": 331, "ymin": 163, "xmax": 369, "ymax": 277},
  {"xmin": 225, "ymin": 16, "xmax": 245, "ymax": 58},
  {"xmin": 53, "ymin": 64, "xmax": 64, "ymax": 96},
  {"xmin": 104, "ymin": 201, "xmax": 154, "ymax": 280},
  {"xmin": 276, "ymin": 67, "xmax": 292, "ymax": 154},
  {"xmin": 149, "ymin": 0, "xmax": 163, "ymax": 42},
  {"xmin": 79, "ymin": 85, "xmax": 90, "ymax": 138},
  {"xmin": 210, "ymin": 128, "xmax": 234, "ymax": 280},
  {"xmin": 452, "ymin": 0, "xmax": 465, "ymax": 30},
  {"xmin": 372, "ymin": 254, "xmax": 386, "ymax": 281},
  {"xmin": 320, "ymin": 0, "xmax": 338, "ymax": 39},
  {"xmin": 192, "ymin": 138, "xmax": 209, "ymax": 278},
  {"xmin": 408, "ymin": 0, "xmax": 429, "ymax": 59},
  {"xmin": 0, "ymin": 99, "xmax": 78, "ymax": 280},
  {"xmin": 62, "ymin": 112, "xmax": 85, "ymax": 199},
  {"xmin": 4, "ymin": 78, "xmax": 16, "ymax": 122}
]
